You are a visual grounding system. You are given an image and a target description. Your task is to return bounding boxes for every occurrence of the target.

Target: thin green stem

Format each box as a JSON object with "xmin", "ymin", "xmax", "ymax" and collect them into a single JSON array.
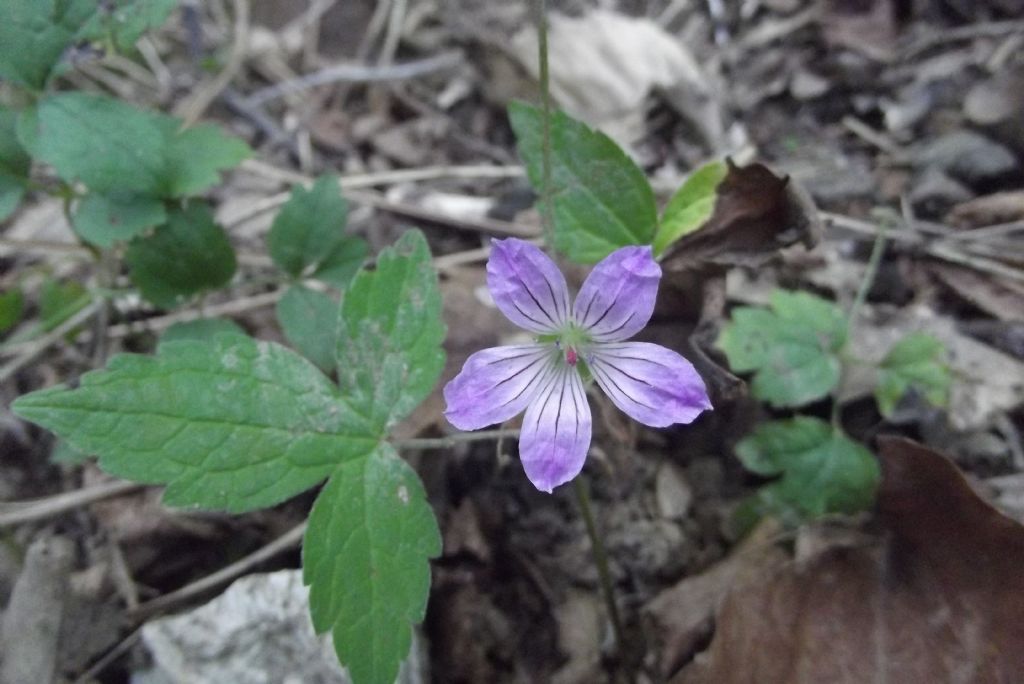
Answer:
[
  {"xmin": 393, "ymin": 429, "xmax": 520, "ymax": 450},
  {"xmin": 832, "ymin": 219, "xmax": 890, "ymax": 427},
  {"xmin": 533, "ymin": 0, "xmax": 555, "ymax": 245},
  {"xmin": 573, "ymin": 477, "xmax": 625, "ymax": 652}
]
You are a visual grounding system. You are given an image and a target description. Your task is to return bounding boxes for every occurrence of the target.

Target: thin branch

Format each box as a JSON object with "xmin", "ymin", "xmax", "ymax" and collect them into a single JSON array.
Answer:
[
  {"xmin": 175, "ymin": 0, "xmax": 250, "ymax": 127},
  {"xmin": 245, "ymin": 50, "xmax": 463, "ymax": 106},
  {"xmin": 0, "ymin": 480, "xmax": 144, "ymax": 528},
  {"xmin": 0, "ymin": 302, "xmax": 100, "ymax": 383}
]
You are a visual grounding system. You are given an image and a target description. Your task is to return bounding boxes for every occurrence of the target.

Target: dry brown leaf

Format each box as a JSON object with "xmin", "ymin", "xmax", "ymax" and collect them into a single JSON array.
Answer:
[
  {"xmin": 676, "ymin": 437, "xmax": 1024, "ymax": 684},
  {"xmin": 928, "ymin": 262, "xmax": 1024, "ymax": 322},
  {"xmin": 820, "ymin": 0, "xmax": 901, "ymax": 62},
  {"xmin": 661, "ymin": 160, "xmax": 822, "ymax": 273}
]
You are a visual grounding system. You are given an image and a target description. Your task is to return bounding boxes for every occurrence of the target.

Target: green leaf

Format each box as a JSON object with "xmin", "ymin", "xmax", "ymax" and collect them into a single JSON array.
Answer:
[
  {"xmin": 267, "ymin": 175, "xmax": 349, "ymax": 277},
  {"xmin": 158, "ymin": 120, "xmax": 250, "ymax": 197},
  {"xmin": 39, "ymin": 279, "xmax": 89, "ymax": 332},
  {"xmin": 12, "ymin": 335, "xmax": 380, "ymax": 512},
  {"xmin": 19, "ymin": 93, "xmax": 168, "ymax": 195},
  {"xmin": 0, "ymin": 289, "xmax": 25, "ymax": 334},
  {"xmin": 314, "ymin": 237, "xmax": 369, "ymax": 289},
  {"xmin": 508, "ymin": 101, "xmax": 657, "ymax": 264},
  {"xmin": 75, "ymin": 0, "xmax": 178, "ymax": 52},
  {"xmin": 159, "ymin": 318, "xmax": 246, "ymax": 346},
  {"xmin": 0, "ymin": 0, "xmax": 95, "ymax": 90},
  {"xmin": 717, "ymin": 290, "xmax": 848, "ymax": 408},
  {"xmin": 125, "ymin": 203, "xmax": 236, "ymax": 309},
  {"xmin": 73, "ymin": 193, "xmax": 167, "ymax": 247},
  {"xmin": 304, "ymin": 443, "xmax": 441, "ymax": 684},
  {"xmin": 652, "ymin": 160, "xmax": 727, "ymax": 256},
  {"xmin": 276, "ymin": 285, "xmax": 337, "ymax": 374},
  {"xmin": 875, "ymin": 332, "xmax": 951, "ymax": 417},
  {"xmin": 736, "ymin": 417, "xmax": 879, "ymax": 521},
  {"xmin": 336, "ymin": 230, "xmax": 446, "ymax": 430},
  {"xmin": 0, "ymin": 107, "xmax": 32, "ymax": 222},
  {"xmin": 18, "ymin": 93, "xmax": 248, "ymax": 198}
]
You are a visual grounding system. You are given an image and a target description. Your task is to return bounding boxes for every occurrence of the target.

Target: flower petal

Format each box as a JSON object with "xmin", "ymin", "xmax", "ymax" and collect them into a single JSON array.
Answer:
[
  {"xmin": 444, "ymin": 344, "xmax": 557, "ymax": 431},
  {"xmin": 487, "ymin": 238, "xmax": 571, "ymax": 334},
  {"xmin": 589, "ymin": 342, "xmax": 711, "ymax": 427},
  {"xmin": 519, "ymin": 364, "xmax": 592, "ymax": 493},
  {"xmin": 573, "ymin": 245, "xmax": 661, "ymax": 342}
]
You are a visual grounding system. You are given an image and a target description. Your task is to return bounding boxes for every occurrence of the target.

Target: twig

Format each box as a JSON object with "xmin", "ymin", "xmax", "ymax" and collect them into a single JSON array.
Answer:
[
  {"xmin": 379, "ymin": 0, "xmax": 408, "ymax": 65},
  {"xmin": 175, "ymin": 0, "xmax": 249, "ymax": 127},
  {"xmin": 105, "ymin": 290, "xmax": 284, "ymax": 339},
  {"xmin": 130, "ymin": 521, "xmax": 307, "ymax": 620},
  {"xmin": 0, "ymin": 480, "xmax": 144, "ymax": 527},
  {"xmin": 841, "ymin": 115, "xmax": 903, "ymax": 156},
  {"xmin": 393, "ymin": 429, "xmax": 520, "ymax": 450},
  {"xmin": 245, "ymin": 50, "xmax": 463, "ymax": 106},
  {"xmin": 902, "ymin": 19, "xmax": 1024, "ymax": 59},
  {"xmin": 0, "ymin": 302, "xmax": 100, "ymax": 383}
]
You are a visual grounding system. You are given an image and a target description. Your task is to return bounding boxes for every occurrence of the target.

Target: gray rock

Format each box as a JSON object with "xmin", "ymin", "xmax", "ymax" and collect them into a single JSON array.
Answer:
[
  {"xmin": 139, "ymin": 570, "xmax": 426, "ymax": 684},
  {"xmin": 915, "ymin": 131, "xmax": 1019, "ymax": 186},
  {"xmin": 909, "ymin": 168, "xmax": 973, "ymax": 219}
]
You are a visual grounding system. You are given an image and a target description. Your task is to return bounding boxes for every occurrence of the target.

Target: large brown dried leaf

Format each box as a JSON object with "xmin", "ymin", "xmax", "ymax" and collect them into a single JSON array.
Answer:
[{"xmin": 676, "ymin": 437, "xmax": 1024, "ymax": 684}]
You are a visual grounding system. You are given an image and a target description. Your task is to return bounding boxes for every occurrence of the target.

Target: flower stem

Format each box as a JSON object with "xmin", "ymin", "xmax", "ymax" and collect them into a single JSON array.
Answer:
[
  {"xmin": 533, "ymin": 0, "xmax": 555, "ymax": 245},
  {"xmin": 393, "ymin": 429, "xmax": 520, "ymax": 450},
  {"xmin": 573, "ymin": 477, "xmax": 625, "ymax": 651},
  {"xmin": 832, "ymin": 217, "xmax": 890, "ymax": 427}
]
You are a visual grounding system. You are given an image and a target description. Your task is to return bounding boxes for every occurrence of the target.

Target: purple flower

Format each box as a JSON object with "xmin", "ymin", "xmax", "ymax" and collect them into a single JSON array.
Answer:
[{"xmin": 444, "ymin": 239, "xmax": 712, "ymax": 493}]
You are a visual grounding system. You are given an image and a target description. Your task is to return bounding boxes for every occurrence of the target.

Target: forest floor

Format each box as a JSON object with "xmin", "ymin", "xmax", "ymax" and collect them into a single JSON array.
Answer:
[{"xmin": 2, "ymin": 1, "xmax": 1024, "ymax": 682}]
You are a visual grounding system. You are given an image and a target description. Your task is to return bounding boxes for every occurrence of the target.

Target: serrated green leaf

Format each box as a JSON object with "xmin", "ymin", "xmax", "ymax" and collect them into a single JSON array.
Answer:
[
  {"xmin": 159, "ymin": 318, "xmax": 246, "ymax": 347},
  {"xmin": 158, "ymin": 120, "xmax": 250, "ymax": 197},
  {"xmin": 39, "ymin": 279, "xmax": 89, "ymax": 332},
  {"xmin": 12, "ymin": 335, "xmax": 380, "ymax": 512},
  {"xmin": 76, "ymin": 0, "xmax": 178, "ymax": 52},
  {"xmin": 19, "ymin": 94, "xmax": 247, "ymax": 199},
  {"xmin": 335, "ymin": 231, "xmax": 445, "ymax": 430},
  {"xmin": 0, "ymin": 289, "xmax": 25, "ymax": 334},
  {"xmin": 652, "ymin": 160, "xmax": 727, "ymax": 256},
  {"xmin": 125, "ymin": 203, "xmax": 236, "ymax": 309},
  {"xmin": 277, "ymin": 285, "xmax": 337, "ymax": 373},
  {"xmin": 717, "ymin": 290, "xmax": 848, "ymax": 408},
  {"xmin": 20, "ymin": 94, "xmax": 168, "ymax": 195},
  {"xmin": 0, "ymin": 173, "xmax": 25, "ymax": 223},
  {"xmin": 875, "ymin": 332, "xmax": 951, "ymax": 417},
  {"xmin": 736, "ymin": 417, "xmax": 879, "ymax": 521},
  {"xmin": 508, "ymin": 101, "xmax": 657, "ymax": 263},
  {"xmin": 0, "ymin": 0, "xmax": 95, "ymax": 90},
  {"xmin": 314, "ymin": 237, "xmax": 369, "ymax": 289},
  {"xmin": 268, "ymin": 175, "xmax": 349, "ymax": 277},
  {"xmin": 304, "ymin": 443, "xmax": 441, "ymax": 684},
  {"xmin": 73, "ymin": 193, "xmax": 167, "ymax": 247}
]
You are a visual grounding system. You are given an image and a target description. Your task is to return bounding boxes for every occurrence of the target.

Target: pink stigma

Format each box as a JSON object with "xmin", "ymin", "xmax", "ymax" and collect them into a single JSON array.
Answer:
[{"xmin": 565, "ymin": 347, "xmax": 578, "ymax": 366}]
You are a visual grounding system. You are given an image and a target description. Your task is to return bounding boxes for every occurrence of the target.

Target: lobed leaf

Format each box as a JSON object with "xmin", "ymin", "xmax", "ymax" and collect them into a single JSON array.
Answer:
[
  {"xmin": 12, "ymin": 335, "xmax": 380, "ymax": 512},
  {"xmin": 18, "ymin": 93, "xmax": 248, "ymax": 199},
  {"xmin": 0, "ymin": 107, "xmax": 31, "ymax": 221},
  {"xmin": 158, "ymin": 318, "xmax": 247, "ymax": 346},
  {"xmin": 717, "ymin": 290, "xmax": 847, "ymax": 408},
  {"xmin": 304, "ymin": 444, "xmax": 441, "ymax": 684},
  {"xmin": 508, "ymin": 101, "xmax": 658, "ymax": 263},
  {"xmin": 875, "ymin": 332, "xmax": 951, "ymax": 417},
  {"xmin": 736, "ymin": 416, "xmax": 880, "ymax": 522},
  {"xmin": 125, "ymin": 203, "xmax": 236, "ymax": 309},
  {"xmin": 335, "ymin": 230, "xmax": 446, "ymax": 430}
]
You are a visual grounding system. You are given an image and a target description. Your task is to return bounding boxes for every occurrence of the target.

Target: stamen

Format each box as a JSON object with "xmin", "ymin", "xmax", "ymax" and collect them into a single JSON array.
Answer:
[{"xmin": 566, "ymin": 347, "xmax": 578, "ymax": 366}]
